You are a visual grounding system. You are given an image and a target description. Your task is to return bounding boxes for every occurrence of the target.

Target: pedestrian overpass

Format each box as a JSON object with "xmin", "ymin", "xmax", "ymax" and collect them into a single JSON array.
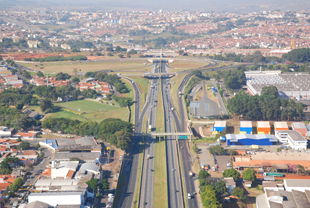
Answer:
[{"xmin": 133, "ymin": 132, "xmax": 193, "ymax": 140}]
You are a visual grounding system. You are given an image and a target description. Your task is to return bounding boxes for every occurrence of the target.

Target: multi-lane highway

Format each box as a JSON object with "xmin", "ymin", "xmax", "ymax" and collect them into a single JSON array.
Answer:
[
  {"xmin": 140, "ymin": 63, "xmax": 159, "ymax": 207},
  {"xmin": 161, "ymin": 61, "xmax": 184, "ymax": 208}
]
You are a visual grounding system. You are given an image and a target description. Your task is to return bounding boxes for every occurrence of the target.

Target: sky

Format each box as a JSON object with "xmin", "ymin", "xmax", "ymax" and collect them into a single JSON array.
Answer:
[{"xmin": 2, "ymin": 0, "xmax": 310, "ymax": 11}]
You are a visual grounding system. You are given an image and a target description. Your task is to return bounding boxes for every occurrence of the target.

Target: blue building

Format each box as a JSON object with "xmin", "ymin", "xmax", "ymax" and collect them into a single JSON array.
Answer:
[
  {"xmin": 212, "ymin": 121, "xmax": 226, "ymax": 134},
  {"xmin": 226, "ymin": 134, "xmax": 277, "ymax": 146},
  {"xmin": 240, "ymin": 121, "xmax": 253, "ymax": 134}
]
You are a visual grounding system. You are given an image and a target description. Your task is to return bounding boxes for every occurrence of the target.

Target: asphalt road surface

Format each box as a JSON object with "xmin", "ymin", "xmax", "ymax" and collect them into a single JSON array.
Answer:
[
  {"xmin": 118, "ymin": 76, "xmax": 144, "ymax": 208},
  {"xmin": 162, "ymin": 62, "xmax": 184, "ymax": 208},
  {"xmin": 140, "ymin": 63, "xmax": 159, "ymax": 207}
]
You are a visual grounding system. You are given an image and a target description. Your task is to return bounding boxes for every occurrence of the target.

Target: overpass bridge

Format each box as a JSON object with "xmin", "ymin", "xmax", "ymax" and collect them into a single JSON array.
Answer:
[
  {"xmin": 143, "ymin": 72, "xmax": 176, "ymax": 79},
  {"xmin": 133, "ymin": 132, "xmax": 193, "ymax": 140}
]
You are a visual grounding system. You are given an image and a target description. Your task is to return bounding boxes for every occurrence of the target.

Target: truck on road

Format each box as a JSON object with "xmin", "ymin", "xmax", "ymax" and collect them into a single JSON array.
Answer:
[
  {"xmin": 147, "ymin": 154, "xmax": 150, "ymax": 159},
  {"xmin": 189, "ymin": 171, "xmax": 193, "ymax": 177},
  {"xmin": 149, "ymin": 125, "xmax": 152, "ymax": 131},
  {"xmin": 263, "ymin": 172, "xmax": 284, "ymax": 177}
]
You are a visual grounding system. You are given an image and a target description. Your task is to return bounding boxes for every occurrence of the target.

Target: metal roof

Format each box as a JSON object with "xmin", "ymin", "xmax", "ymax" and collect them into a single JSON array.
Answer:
[
  {"xmin": 214, "ymin": 121, "xmax": 226, "ymax": 127},
  {"xmin": 274, "ymin": 122, "xmax": 288, "ymax": 129},
  {"xmin": 226, "ymin": 134, "xmax": 277, "ymax": 142},
  {"xmin": 240, "ymin": 121, "xmax": 252, "ymax": 128},
  {"xmin": 285, "ymin": 179, "xmax": 310, "ymax": 188},
  {"xmin": 292, "ymin": 122, "xmax": 307, "ymax": 129},
  {"xmin": 79, "ymin": 163, "xmax": 99, "ymax": 173},
  {"xmin": 257, "ymin": 121, "xmax": 270, "ymax": 128},
  {"xmin": 276, "ymin": 130, "xmax": 306, "ymax": 141}
]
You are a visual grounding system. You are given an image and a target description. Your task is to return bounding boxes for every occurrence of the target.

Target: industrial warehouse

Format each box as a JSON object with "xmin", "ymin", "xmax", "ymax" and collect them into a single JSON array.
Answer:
[{"xmin": 245, "ymin": 71, "xmax": 310, "ymax": 100}]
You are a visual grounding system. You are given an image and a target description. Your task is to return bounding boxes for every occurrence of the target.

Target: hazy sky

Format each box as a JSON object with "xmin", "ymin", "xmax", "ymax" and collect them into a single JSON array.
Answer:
[{"xmin": 3, "ymin": 0, "xmax": 310, "ymax": 11}]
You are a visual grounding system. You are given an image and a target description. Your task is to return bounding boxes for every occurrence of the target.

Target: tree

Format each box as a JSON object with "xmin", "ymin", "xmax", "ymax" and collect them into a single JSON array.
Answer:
[
  {"xmin": 242, "ymin": 168, "xmax": 256, "ymax": 182},
  {"xmin": 231, "ymin": 187, "xmax": 246, "ymax": 201},
  {"xmin": 22, "ymin": 70, "xmax": 32, "ymax": 79},
  {"xmin": 223, "ymin": 168, "xmax": 240, "ymax": 181},
  {"xmin": 118, "ymin": 54, "xmax": 124, "ymax": 58},
  {"xmin": 56, "ymin": 72, "xmax": 71, "ymax": 80},
  {"xmin": 9, "ymin": 177, "xmax": 23, "ymax": 192},
  {"xmin": 100, "ymin": 179, "xmax": 109, "ymax": 192},
  {"xmin": 73, "ymin": 68, "xmax": 78, "ymax": 76},
  {"xmin": 40, "ymin": 99, "xmax": 53, "ymax": 112},
  {"xmin": 71, "ymin": 77, "xmax": 80, "ymax": 84},
  {"xmin": 193, "ymin": 144, "xmax": 199, "ymax": 153},
  {"xmin": 18, "ymin": 141, "xmax": 30, "ymax": 150},
  {"xmin": 192, "ymin": 70, "xmax": 202, "ymax": 77},
  {"xmin": 198, "ymin": 170, "xmax": 210, "ymax": 180},
  {"xmin": 35, "ymin": 143, "xmax": 40, "ymax": 149},
  {"xmin": 219, "ymin": 89, "xmax": 224, "ymax": 97},
  {"xmin": 201, "ymin": 185, "xmax": 221, "ymax": 208},
  {"xmin": 208, "ymin": 145, "xmax": 225, "ymax": 155},
  {"xmin": 214, "ymin": 180, "xmax": 227, "ymax": 197},
  {"xmin": 36, "ymin": 71, "xmax": 44, "ymax": 77},
  {"xmin": 86, "ymin": 179, "xmax": 99, "ymax": 192},
  {"xmin": 0, "ymin": 55, "xmax": 3, "ymax": 61}
]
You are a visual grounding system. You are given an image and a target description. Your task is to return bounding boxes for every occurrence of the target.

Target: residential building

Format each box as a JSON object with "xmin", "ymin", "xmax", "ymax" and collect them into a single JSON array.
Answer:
[
  {"xmin": 0, "ymin": 126, "xmax": 14, "ymax": 138},
  {"xmin": 223, "ymin": 177, "xmax": 235, "ymax": 194}
]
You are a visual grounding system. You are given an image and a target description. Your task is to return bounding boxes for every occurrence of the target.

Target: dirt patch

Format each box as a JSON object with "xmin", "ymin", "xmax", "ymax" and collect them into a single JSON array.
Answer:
[
  {"xmin": 202, "ymin": 125, "xmax": 213, "ymax": 137},
  {"xmin": 206, "ymin": 85, "xmax": 220, "ymax": 107},
  {"xmin": 193, "ymin": 86, "xmax": 204, "ymax": 101}
]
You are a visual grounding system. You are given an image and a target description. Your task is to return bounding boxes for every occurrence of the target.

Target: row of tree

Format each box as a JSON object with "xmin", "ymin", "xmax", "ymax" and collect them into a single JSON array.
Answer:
[
  {"xmin": 227, "ymin": 86, "xmax": 306, "ymax": 121},
  {"xmin": 23, "ymin": 55, "xmax": 87, "ymax": 62},
  {"xmin": 42, "ymin": 118, "xmax": 133, "ymax": 150}
]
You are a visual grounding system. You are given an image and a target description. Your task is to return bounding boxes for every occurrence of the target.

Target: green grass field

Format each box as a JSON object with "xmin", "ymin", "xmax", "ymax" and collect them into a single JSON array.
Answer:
[
  {"xmin": 48, "ymin": 100, "xmax": 129, "ymax": 122},
  {"xmin": 168, "ymin": 60, "xmax": 207, "ymax": 72},
  {"xmin": 154, "ymin": 140, "xmax": 168, "ymax": 208},
  {"xmin": 122, "ymin": 78, "xmax": 135, "ymax": 123},
  {"xmin": 129, "ymin": 76, "xmax": 149, "ymax": 111},
  {"xmin": 170, "ymin": 73, "xmax": 188, "ymax": 118},
  {"xmin": 156, "ymin": 79, "xmax": 165, "ymax": 132},
  {"xmin": 20, "ymin": 60, "xmax": 151, "ymax": 75}
]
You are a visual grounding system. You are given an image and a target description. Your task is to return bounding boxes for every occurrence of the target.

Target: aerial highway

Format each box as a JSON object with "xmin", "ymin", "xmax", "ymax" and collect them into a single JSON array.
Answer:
[
  {"xmin": 161, "ymin": 61, "xmax": 184, "ymax": 208},
  {"xmin": 140, "ymin": 62, "xmax": 159, "ymax": 207}
]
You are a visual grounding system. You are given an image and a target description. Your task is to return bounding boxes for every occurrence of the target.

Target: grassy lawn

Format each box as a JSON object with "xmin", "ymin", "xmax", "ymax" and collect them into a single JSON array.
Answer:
[
  {"xmin": 48, "ymin": 100, "xmax": 129, "ymax": 122},
  {"xmin": 20, "ymin": 59, "xmax": 150, "ymax": 74},
  {"xmin": 170, "ymin": 73, "xmax": 188, "ymax": 118},
  {"xmin": 122, "ymin": 78, "xmax": 135, "ymax": 123},
  {"xmin": 133, "ymin": 140, "xmax": 144, "ymax": 208},
  {"xmin": 156, "ymin": 79, "xmax": 165, "ymax": 132},
  {"xmin": 154, "ymin": 140, "xmax": 168, "ymax": 208},
  {"xmin": 193, "ymin": 137, "xmax": 217, "ymax": 145},
  {"xmin": 168, "ymin": 60, "xmax": 207, "ymax": 72},
  {"xmin": 128, "ymin": 76, "xmax": 149, "ymax": 111}
]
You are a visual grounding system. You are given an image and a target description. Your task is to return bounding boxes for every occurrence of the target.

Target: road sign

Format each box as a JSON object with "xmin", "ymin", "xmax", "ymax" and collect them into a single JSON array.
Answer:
[{"xmin": 179, "ymin": 136, "xmax": 188, "ymax": 139}]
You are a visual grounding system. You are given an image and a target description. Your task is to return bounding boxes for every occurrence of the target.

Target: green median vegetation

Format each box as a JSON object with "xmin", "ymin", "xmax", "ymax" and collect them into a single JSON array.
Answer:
[{"xmin": 153, "ymin": 138, "xmax": 168, "ymax": 208}]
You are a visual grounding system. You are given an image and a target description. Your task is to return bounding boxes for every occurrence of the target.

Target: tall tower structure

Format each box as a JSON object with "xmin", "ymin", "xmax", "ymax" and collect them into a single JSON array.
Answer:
[{"xmin": 291, "ymin": 40, "xmax": 296, "ymax": 49}]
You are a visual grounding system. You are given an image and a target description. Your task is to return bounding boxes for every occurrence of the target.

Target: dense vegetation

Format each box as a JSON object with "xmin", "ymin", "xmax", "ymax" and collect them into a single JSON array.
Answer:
[
  {"xmin": 29, "ymin": 85, "xmax": 98, "ymax": 100},
  {"xmin": 227, "ymin": 86, "xmax": 305, "ymax": 121},
  {"xmin": 198, "ymin": 170, "xmax": 226, "ymax": 207},
  {"xmin": 222, "ymin": 66, "xmax": 246, "ymax": 90},
  {"xmin": 42, "ymin": 118, "xmax": 133, "ymax": 149},
  {"xmin": 0, "ymin": 38, "xmax": 28, "ymax": 48},
  {"xmin": 23, "ymin": 55, "xmax": 87, "ymax": 62},
  {"xmin": 283, "ymin": 48, "xmax": 310, "ymax": 62},
  {"xmin": 0, "ymin": 106, "xmax": 39, "ymax": 130},
  {"xmin": 211, "ymin": 51, "xmax": 283, "ymax": 64}
]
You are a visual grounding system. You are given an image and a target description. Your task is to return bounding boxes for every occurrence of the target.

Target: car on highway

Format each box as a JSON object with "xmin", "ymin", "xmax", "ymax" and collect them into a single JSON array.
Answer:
[{"xmin": 187, "ymin": 193, "xmax": 191, "ymax": 199}]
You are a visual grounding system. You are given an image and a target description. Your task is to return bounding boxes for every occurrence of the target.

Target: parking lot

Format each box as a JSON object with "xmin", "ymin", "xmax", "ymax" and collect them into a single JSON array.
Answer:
[{"xmin": 214, "ymin": 155, "xmax": 231, "ymax": 173}]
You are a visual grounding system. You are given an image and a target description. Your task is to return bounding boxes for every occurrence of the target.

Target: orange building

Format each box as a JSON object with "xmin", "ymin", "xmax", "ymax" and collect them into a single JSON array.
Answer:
[{"xmin": 257, "ymin": 121, "xmax": 271, "ymax": 134}]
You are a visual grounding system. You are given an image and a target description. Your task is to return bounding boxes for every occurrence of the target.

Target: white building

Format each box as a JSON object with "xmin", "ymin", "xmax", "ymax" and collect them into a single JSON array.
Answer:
[
  {"xmin": 275, "ymin": 130, "xmax": 307, "ymax": 150},
  {"xmin": 0, "ymin": 126, "xmax": 14, "ymax": 137},
  {"xmin": 256, "ymin": 179, "xmax": 310, "ymax": 208},
  {"xmin": 28, "ymin": 192, "xmax": 84, "ymax": 206},
  {"xmin": 51, "ymin": 161, "xmax": 79, "ymax": 179}
]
